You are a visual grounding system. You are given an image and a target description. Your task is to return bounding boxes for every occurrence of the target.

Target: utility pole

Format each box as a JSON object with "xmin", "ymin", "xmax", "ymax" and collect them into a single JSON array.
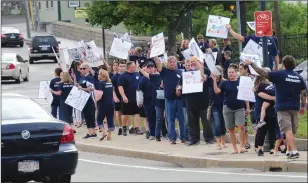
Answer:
[
  {"xmin": 102, "ymin": 28, "xmax": 106, "ymax": 59},
  {"xmin": 274, "ymin": 0, "xmax": 281, "ymax": 58},
  {"xmin": 236, "ymin": 0, "xmax": 242, "ymax": 52},
  {"xmin": 24, "ymin": 0, "xmax": 32, "ymax": 38},
  {"xmin": 261, "ymin": 1, "xmax": 269, "ymax": 68},
  {"xmin": 35, "ymin": 2, "xmax": 40, "ymax": 32}
]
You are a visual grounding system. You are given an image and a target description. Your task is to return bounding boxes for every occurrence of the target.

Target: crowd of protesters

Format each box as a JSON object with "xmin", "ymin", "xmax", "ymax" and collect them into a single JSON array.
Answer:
[{"xmin": 49, "ymin": 24, "xmax": 307, "ymax": 158}]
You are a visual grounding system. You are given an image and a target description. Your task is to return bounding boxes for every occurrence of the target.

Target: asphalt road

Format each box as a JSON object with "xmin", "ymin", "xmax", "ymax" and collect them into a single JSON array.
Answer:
[{"xmin": 2, "ymin": 16, "xmax": 308, "ymax": 182}]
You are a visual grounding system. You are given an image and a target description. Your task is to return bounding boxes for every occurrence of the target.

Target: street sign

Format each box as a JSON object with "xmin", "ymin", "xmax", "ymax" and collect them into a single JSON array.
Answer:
[{"xmin": 254, "ymin": 11, "xmax": 272, "ymax": 37}]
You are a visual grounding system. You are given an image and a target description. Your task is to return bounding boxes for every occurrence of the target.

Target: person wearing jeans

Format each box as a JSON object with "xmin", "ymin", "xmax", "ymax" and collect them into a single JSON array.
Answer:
[
  {"xmin": 154, "ymin": 56, "xmax": 185, "ymax": 144},
  {"xmin": 50, "ymin": 68, "xmax": 63, "ymax": 119}
]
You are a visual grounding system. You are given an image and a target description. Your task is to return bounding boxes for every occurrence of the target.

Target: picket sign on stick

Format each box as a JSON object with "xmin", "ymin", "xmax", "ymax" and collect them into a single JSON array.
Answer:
[
  {"xmin": 242, "ymin": 39, "xmax": 264, "ymax": 65},
  {"xmin": 206, "ymin": 15, "xmax": 230, "ymax": 39},
  {"xmin": 204, "ymin": 54, "xmax": 221, "ymax": 75},
  {"xmin": 181, "ymin": 49, "xmax": 193, "ymax": 60},
  {"xmin": 65, "ymin": 86, "xmax": 91, "ymax": 111},
  {"xmin": 109, "ymin": 37, "xmax": 133, "ymax": 59},
  {"xmin": 237, "ymin": 76, "xmax": 256, "ymax": 102},
  {"xmin": 52, "ymin": 47, "xmax": 71, "ymax": 72},
  {"xmin": 182, "ymin": 70, "xmax": 203, "ymax": 94},
  {"xmin": 189, "ymin": 38, "xmax": 204, "ymax": 62},
  {"xmin": 38, "ymin": 81, "xmax": 50, "ymax": 99},
  {"xmin": 150, "ymin": 32, "xmax": 165, "ymax": 58},
  {"xmin": 240, "ymin": 52, "xmax": 262, "ymax": 76}
]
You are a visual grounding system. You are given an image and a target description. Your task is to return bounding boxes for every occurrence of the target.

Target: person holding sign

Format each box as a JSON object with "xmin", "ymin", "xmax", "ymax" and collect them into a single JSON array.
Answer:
[
  {"xmin": 211, "ymin": 65, "xmax": 246, "ymax": 154},
  {"xmin": 245, "ymin": 56, "xmax": 307, "ymax": 159},
  {"xmin": 50, "ymin": 72, "xmax": 75, "ymax": 132},
  {"xmin": 196, "ymin": 34, "xmax": 210, "ymax": 53},
  {"xmin": 177, "ymin": 57, "xmax": 214, "ymax": 146},
  {"xmin": 154, "ymin": 56, "xmax": 186, "ymax": 145},
  {"xmin": 72, "ymin": 63, "xmax": 97, "ymax": 139},
  {"xmin": 49, "ymin": 68, "xmax": 63, "ymax": 119},
  {"xmin": 96, "ymin": 69, "xmax": 115, "ymax": 141},
  {"xmin": 226, "ymin": 24, "xmax": 279, "ymax": 71},
  {"xmin": 118, "ymin": 61, "xmax": 143, "ymax": 136}
]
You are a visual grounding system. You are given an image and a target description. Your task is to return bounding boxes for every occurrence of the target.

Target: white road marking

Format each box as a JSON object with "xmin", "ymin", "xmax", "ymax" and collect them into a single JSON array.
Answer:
[{"xmin": 79, "ymin": 159, "xmax": 307, "ymax": 179}]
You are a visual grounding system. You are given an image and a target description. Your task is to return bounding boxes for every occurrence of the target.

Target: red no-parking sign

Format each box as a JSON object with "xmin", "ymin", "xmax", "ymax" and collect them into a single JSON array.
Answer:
[{"xmin": 254, "ymin": 11, "xmax": 273, "ymax": 37}]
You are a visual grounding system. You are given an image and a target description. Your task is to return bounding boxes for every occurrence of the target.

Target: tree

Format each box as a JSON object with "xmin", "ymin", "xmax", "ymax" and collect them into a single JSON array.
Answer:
[{"xmin": 86, "ymin": 1, "xmax": 212, "ymax": 55}]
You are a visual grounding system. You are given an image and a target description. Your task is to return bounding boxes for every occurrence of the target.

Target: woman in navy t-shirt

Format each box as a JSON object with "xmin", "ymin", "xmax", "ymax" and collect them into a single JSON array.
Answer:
[
  {"xmin": 96, "ymin": 69, "xmax": 115, "ymax": 141},
  {"xmin": 211, "ymin": 65, "xmax": 246, "ymax": 154}
]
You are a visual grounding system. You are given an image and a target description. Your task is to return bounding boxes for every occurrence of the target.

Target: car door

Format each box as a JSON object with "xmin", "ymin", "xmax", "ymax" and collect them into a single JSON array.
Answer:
[{"xmin": 16, "ymin": 55, "xmax": 27, "ymax": 77}]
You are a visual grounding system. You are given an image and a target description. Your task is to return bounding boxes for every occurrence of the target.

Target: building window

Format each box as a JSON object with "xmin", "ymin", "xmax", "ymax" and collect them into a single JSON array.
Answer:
[
  {"xmin": 38, "ymin": 2, "xmax": 41, "ymax": 9},
  {"xmin": 50, "ymin": 1, "xmax": 53, "ymax": 8},
  {"xmin": 46, "ymin": 1, "xmax": 49, "ymax": 8}
]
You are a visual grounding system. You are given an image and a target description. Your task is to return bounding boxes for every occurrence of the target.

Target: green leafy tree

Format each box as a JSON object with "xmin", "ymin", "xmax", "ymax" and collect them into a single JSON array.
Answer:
[{"xmin": 86, "ymin": 1, "xmax": 213, "ymax": 55}]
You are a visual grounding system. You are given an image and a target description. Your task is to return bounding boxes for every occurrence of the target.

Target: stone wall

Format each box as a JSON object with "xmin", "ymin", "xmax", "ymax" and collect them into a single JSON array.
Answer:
[{"xmin": 1, "ymin": 1, "xmax": 25, "ymax": 15}]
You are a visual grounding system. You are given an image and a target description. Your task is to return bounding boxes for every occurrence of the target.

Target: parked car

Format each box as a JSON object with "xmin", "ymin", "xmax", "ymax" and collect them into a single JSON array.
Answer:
[
  {"xmin": 1, "ymin": 53, "xmax": 29, "ymax": 83},
  {"xmin": 27, "ymin": 35, "xmax": 61, "ymax": 64},
  {"xmin": 1, "ymin": 93, "xmax": 78, "ymax": 183},
  {"xmin": 1, "ymin": 27, "xmax": 24, "ymax": 47}
]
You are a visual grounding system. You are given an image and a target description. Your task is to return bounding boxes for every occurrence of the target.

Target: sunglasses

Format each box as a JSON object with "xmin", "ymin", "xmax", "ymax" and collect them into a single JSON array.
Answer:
[
  {"xmin": 198, "ymin": 37, "xmax": 203, "ymax": 40},
  {"xmin": 80, "ymin": 68, "xmax": 87, "ymax": 70}
]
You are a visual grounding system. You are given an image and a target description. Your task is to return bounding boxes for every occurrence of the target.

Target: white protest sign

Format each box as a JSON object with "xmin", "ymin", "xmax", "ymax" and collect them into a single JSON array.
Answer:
[
  {"xmin": 52, "ymin": 47, "xmax": 70, "ymax": 72},
  {"xmin": 65, "ymin": 86, "xmax": 91, "ymax": 111},
  {"xmin": 212, "ymin": 52, "xmax": 218, "ymax": 63},
  {"xmin": 44, "ymin": 88, "xmax": 53, "ymax": 105},
  {"xmin": 243, "ymin": 39, "xmax": 264, "ymax": 65},
  {"xmin": 189, "ymin": 38, "xmax": 204, "ymax": 61},
  {"xmin": 81, "ymin": 40, "xmax": 103, "ymax": 67},
  {"xmin": 237, "ymin": 76, "xmax": 256, "ymax": 102},
  {"xmin": 204, "ymin": 54, "xmax": 221, "ymax": 75},
  {"xmin": 206, "ymin": 15, "xmax": 230, "ymax": 39},
  {"xmin": 150, "ymin": 32, "xmax": 165, "ymax": 58},
  {"xmin": 182, "ymin": 70, "xmax": 203, "ymax": 94},
  {"xmin": 86, "ymin": 81, "xmax": 96, "ymax": 102},
  {"xmin": 181, "ymin": 32, "xmax": 184, "ymax": 40},
  {"xmin": 121, "ymin": 32, "xmax": 132, "ymax": 43},
  {"xmin": 38, "ymin": 81, "xmax": 50, "ymax": 99},
  {"xmin": 240, "ymin": 52, "xmax": 262, "ymax": 76},
  {"xmin": 67, "ymin": 47, "xmax": 86, "ymax": 62},
  {"xmin": 300, "ymin": 70, "xmax": 307, "ymax": 81},
  {"xmin": 247, "ymin": 21, "xmax": 256, "ymax": 31},
  {"xmin": 109, "ymin": 37, "xmax": 133, "ymax": 59},
  {"xmin": 181, "ymin": 49, "xmax": 192, "ymax": 60},
  {"xmin": 158, "ymin": 53, "xmax": 168, "ymax": 63}
]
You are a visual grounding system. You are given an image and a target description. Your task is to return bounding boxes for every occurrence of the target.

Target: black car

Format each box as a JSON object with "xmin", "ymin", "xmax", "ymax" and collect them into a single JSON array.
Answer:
[
  {"xmin": 27, "ymin": 35, "xmax": 61, "ymax": 64},
  {"xmin": 1, "ymin": 27, "xmax": 24, "ymax": 47},
  {"xmin": 1, "ymin": 93, "xmax": 78, "ymax": 183}
]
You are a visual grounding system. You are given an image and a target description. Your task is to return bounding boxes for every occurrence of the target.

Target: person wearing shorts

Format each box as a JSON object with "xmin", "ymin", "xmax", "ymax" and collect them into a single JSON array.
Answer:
[
  {"xmin": 118, "ymin": 61, "xmax": 142, "ymax": 136},
  {"xmin": 212, "ymin": 65, "xmax": 246, "ymax": 154},
  {"xmin": 111, "ymin": 61, "xmax": 126, "ymax": 135}
]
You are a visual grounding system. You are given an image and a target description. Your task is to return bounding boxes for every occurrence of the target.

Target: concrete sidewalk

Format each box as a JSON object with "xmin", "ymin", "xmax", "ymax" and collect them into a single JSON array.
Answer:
[{"xmin": 74, "ymin": 127, "xmax": 307, "ymax": 173}]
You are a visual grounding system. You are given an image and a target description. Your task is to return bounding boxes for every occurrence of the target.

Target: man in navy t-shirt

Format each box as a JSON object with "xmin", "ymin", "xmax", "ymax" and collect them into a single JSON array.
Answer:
[
  {"xmin": 118, "ymin": 61, "xmax": 142, "ymax": 136},
  {"xmin": 49, "ymin": 68, "xmax": 63, "ymax": 119},
  {"xmin": 246, "ymin": 55, "xmax": 307, "ymax": 159},
  {"xmin": 154, "ymin": 56, "xmax": 186, "ymax": 144},
  {"xmin": 226, "ymin": 24, "xmax": 279, "ymax": 71}
]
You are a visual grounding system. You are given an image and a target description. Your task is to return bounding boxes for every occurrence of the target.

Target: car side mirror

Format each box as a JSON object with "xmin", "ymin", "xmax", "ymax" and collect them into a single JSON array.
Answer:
[
  {"xmin": 24, "ymin": 60, "xmax": 28, "ymax": 62},
  {"xmin": 26, "ymin": 41, "xmax": 30, "ymax": 45},
  {"xmin": 57, "ymin": 41, "xmax": 61, "ymax": 44}
]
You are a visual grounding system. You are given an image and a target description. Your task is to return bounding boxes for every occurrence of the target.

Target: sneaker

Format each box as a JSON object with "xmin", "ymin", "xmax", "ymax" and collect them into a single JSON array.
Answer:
[
  {"xmin": 91, "ymin": 134, "xmax": 97, "ymax": 138},
  {"xmin": 288, "ymin": 152, "xmax": 300, "ymax": 159},
  {"xmin": 149, "ymin": 136, "xmax": 155, "ymax": 140},
  {"xmin": 83, "ymin": 134, "xmax": 92, "ymax": 139},
  {"xmin": 145, "ymin": 131, "xmax": 150, "ymax": 139},
  {"xmin": 123, "ymin": 126, "xmax": 128, "ymax": 136},
  {"xmin": 156, "ymin": 137, "xmax": 161, "ymax": 142},
  {"xmin": 129, "ymin": 127, "xmax": 135, "ymax": 134},
  {"xmin": 171, "ymin": 140, "xmax": 176, "ymax": 144},
  {"xmin": 257, "ymin": 149, "xmax": 264, "ymax": 156},
  {"xmin": 256, "ymin": 121, "xmax": 266, "ymax": 129},
  {"xmin": 181, "ymin": 139, "xmax": 187, "ymax": 143},
  {"xmin": 285, "ymin": 151, "xmax": 291, "ymax": 158},
  {"xmin": 135, "ymin": 127, "xmax": 143, "ymax": 135},
  {"xmin": 118, "ymin": 128, "xmax": 122, "ymax": 135}
]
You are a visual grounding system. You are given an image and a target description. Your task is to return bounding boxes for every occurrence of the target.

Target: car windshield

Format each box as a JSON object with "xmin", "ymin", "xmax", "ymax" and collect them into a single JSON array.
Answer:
[
  {"xmin": 2, "ymin": 98, "xmax": 53, "ymax": 121},
  {"xmin": 2, "ymin": 28, "xmax": 20, "ymax": 34},
  {"xmin": 1, "ymin": 54, "xmax": 14, "ymax": 62},
  {"xmin": 32, "ymin": 36, "xmax": 57, "ymax": 46}
]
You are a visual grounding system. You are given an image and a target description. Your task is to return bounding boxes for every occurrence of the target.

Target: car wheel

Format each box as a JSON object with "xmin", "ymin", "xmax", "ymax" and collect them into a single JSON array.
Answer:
[
  {"xmin": 29, "ymin": 57, "xmax": 34, "ymax": 64},
  {"xmin": 43, "ymin": 175, "xmax": 71, "ymax": 183},
  {"xmin": 15, "ymin": 71, "xmax": 22, "ymax": 83},
  {"xmin": 20, "ymin": 42, "xmax": 24, "ymax": 47},
  {"xmin": 24, "ymin": 69, "xmax": 29, "ymax": 82}
]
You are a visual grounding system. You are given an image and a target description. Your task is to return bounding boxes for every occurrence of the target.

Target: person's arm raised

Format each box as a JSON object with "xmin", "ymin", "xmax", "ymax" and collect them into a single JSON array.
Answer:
[
  {"xmin": 244, "ymin": 59, "xmax": 269, "ymax": 79},
  {"xmin": 154, "ymin": 56, "xmax": 163, "ymax": 72},
  {"xmin": 226, "ymin": 24, "xmax": 245, "ymax": 43}
]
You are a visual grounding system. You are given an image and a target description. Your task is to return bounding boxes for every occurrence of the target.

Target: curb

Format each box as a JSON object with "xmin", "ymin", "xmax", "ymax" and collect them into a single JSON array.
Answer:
[{"xmin": 76, "ymin": 143, "xmax": 307, "ymax": 173}]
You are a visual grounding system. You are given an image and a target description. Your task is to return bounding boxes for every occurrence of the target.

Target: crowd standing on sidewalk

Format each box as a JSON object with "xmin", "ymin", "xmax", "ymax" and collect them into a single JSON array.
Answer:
[{"xmin": 49, "ymin": 24, "xmax": 307, "ymax": 159}]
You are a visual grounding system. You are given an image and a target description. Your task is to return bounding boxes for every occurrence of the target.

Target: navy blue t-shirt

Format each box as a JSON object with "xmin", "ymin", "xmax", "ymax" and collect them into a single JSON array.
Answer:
[
  {"xmin": 159, "ymin": 67, "xmax": 182, "ymax": 100},
  {"xmin": 78, "ymin": 74, "xmax": 95, "ymax": 93},
  {"xmin": 268, "ymin": 69, "xmax": 306, "ymax": 111},
  {"xmin": 198, "ymin": 42, "xmax": 210, "ymax": 53},
  {"xmin": 58, "ymin": 82, "xmax": 74, "ymax": 101},
  {"xmin": 219, "ymin": 79, "xmax": 244, "ymax": 110},
  {"xmin": 223, "ymin": 59, "xmax": 232, "ymax": 78},
  {"xmin": 209, "ymin": 79, "xmax": 224, "ymax": 109},
  {"xmin": 138, "ymin": 76, "xmax": 153, "ymax": 102},
  {"xmin": 118, "ymin": 71, "xmax": 140, "ymax": 103},
  {"xmin": 254, "ymin": 83, "xmax": 276, "ymax": 119},
  {"xmin": 149, "ymin": 74, "xmax": 165, "ymax": 107},
  {"xmin": 91, "ymin": 67, "xmax": 99, "ymax": 89},
  {"xmin": 50, "ymin": 77, "xmax": 61, "ymax": 106},
  {"xmin": 97, "ymin": 80, "xmax": 114, "ymax": 108},
  {"xmin": 111, "ymin": 73, "xmax": 121, "ymax": 100},
  {"xmin": 109, "ymin": 72, "xmax": 114, "ymax": 79},
  {"xmin": 244, "ymin": 35, "xmax": 278, "ymax": 70}
]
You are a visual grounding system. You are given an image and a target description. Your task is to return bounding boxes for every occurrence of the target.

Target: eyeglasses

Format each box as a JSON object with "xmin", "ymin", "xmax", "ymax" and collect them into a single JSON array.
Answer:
[{"xmin": 80, "ymin": 68, "xmax": 87, "ymax": 70}]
